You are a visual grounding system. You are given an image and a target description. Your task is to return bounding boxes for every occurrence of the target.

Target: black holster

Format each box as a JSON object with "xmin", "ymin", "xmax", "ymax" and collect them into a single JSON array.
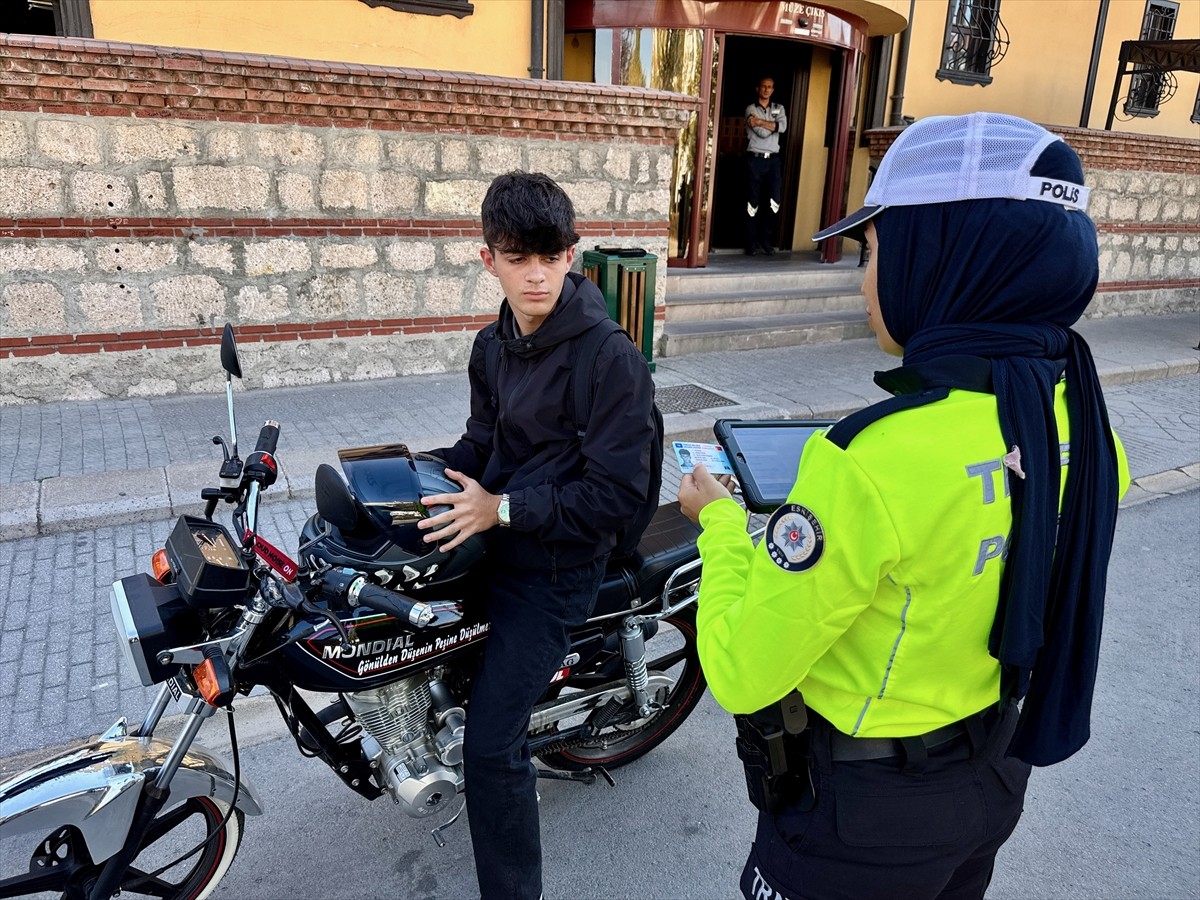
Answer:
[{"xmin": 734, "ymin": 690, "xmax": 809, "ymax": 813}]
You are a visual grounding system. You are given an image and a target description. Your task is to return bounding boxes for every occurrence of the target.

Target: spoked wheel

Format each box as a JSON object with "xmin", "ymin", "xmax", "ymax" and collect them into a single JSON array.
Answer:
[
  {"xmin": 537, "ymin": 608, "xmax": 707, "ymax": 772},
  {"xmin": 2, "ymin": 797, "xmax": 243, "ymax": 900}
]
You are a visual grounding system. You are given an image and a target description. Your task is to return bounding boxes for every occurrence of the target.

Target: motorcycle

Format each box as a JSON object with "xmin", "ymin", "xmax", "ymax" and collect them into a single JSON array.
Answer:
[{"xmin": 0, "ymin": 324, "xmax": 706, "ymax": 900}]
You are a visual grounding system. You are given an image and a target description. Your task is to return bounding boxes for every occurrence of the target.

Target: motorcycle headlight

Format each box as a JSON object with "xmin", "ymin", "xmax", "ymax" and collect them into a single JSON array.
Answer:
[{"xmin": 110, "ymin": 575, "xmax": 200, "ymax": 686}]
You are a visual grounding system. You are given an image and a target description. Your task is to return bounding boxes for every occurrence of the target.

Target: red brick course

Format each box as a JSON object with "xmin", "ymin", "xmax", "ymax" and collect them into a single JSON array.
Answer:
[
  {"xmin": 1096, "ymin": 223, "xmax": 1200, "ymax": 234},
  {"xmin": 0, "ymin": 35, "xmax": 698, "ymax": 141},
  {"xmin": 0, "ymin": 217, "xmax": 668, "ymax": 240},
  {"xmin": 866, "ymin": 125, "xmax": 1200, "ymax": 174},
  {"xmin": 0, "ymin": 316, "xmax": 499, "ymax": 358},
  {"xmin": 1094, "ymin": 278, "xmax": 1200, "ymax": 293}
]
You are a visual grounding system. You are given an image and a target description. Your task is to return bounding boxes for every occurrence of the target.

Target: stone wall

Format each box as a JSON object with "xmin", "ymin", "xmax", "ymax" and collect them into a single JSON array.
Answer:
[
  {"xmin": 865, "ymin": 124, "xmax": 1200, "ymax": 319},
  {"xmin": 0, "ymin": 35, "xmax": 697, "ymax": 404}
]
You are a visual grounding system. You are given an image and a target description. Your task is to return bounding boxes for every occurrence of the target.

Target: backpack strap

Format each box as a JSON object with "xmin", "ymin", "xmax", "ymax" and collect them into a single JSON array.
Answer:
[
  {"xmin": 570, "ymin": 318, "xmax": 626, "ymax": 439},
  {"xmin": 824, "ymin": 387, "xmax": 950, "ymax": 450},
  {"xmin": 483, "ymin": 329, "xmax": 502, "ymax": 410}
]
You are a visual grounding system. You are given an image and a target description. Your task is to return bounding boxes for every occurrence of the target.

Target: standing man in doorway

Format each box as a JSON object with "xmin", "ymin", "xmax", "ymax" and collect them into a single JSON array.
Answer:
[{"xmin": 744, "ymin": 75, "xmax": 787, "ymax": 256}]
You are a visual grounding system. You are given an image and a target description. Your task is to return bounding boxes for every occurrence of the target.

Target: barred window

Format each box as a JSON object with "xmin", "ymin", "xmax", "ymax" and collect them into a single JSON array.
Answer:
[
  {"xmin": 936, "ymin": 0, "xmax": 1009, "ymax": 86},
  {"xmin": 1, "ymin": 0, "xmax": 93, "ymax": 37},
  {"xmin": 1125, "ymin": 0, "xmax": 1179, "ymax": 117},
  {"xmin": 860, "ymin": 35, "xmax": 893, "ymax": 144}
]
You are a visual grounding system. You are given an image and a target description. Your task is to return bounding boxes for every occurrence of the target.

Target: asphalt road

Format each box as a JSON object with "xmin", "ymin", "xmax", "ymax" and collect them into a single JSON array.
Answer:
[
  {"xmin": 184, "ymin": 490, "xmax": 1195, "ymax": 900},
  {"xmin": 1, "ymin": 483, "xmax": 1195, "ymax": 899}
]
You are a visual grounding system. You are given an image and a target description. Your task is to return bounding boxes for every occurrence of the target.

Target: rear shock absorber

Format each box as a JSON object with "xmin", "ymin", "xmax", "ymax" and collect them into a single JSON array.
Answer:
[{"xmin": 619, "ymin": 616, "xmax": 651, "ymax": 715}]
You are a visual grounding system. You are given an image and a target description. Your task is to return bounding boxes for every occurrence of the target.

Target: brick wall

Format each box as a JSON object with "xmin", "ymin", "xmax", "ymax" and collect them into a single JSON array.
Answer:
[
  {"xmin": 864, "ymin": 124, "xmax": 1200, "ymax": 319},
  {"xmin": 0, "ymin": 35, "xmax": 698, "ymax": 404}
]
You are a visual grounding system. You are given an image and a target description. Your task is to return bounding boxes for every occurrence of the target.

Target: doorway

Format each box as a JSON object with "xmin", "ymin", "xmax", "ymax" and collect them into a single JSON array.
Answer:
[{"xmin": 710, "ymin": 35, "xmax": 812, "ymax": 253}]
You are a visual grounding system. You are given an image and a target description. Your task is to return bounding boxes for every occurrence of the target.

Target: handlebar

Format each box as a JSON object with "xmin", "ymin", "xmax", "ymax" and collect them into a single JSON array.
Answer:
[
  {"xmin": 317, "ymin": 568, "xmax": 435, "ymax": 628},
  {"xmin": 355, "ymin": 582, "xmax": 436, "ymax": 628}
]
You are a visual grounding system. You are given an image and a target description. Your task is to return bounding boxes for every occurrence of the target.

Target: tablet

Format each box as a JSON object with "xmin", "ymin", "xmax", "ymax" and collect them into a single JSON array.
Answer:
[{"xmin": 714, "ymin": 419, "xmax": 836, "ymax": 513}]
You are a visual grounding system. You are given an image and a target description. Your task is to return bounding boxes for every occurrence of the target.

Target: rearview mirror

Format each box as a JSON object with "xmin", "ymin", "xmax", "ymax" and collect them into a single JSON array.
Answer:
[{"xmin": 220, "ymin": 323, "xmax": 242, "ymax": 380}]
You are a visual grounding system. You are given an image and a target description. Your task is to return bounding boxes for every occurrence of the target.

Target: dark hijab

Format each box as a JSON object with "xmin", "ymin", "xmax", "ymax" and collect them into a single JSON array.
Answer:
[{"xmin": 874, "ymin": 141, "xmax": 1121, "ymax": 766}]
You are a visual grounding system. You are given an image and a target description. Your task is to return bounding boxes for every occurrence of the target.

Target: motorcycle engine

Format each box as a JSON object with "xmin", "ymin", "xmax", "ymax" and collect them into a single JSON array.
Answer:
[{"xmin": 344, "ymin": 673, "xmax": 465, "ymax": 818}]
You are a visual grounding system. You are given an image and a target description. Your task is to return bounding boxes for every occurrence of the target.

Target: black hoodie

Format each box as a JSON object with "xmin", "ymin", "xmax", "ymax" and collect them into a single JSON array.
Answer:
[{"xmin": 429, "ymin": 272, "xmax": 656, "ymax": 570}]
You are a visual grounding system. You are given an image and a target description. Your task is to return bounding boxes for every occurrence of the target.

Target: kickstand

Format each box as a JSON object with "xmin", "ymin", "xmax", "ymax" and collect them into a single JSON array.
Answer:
[{"xmin": 537, "ymin": 765, "xmax": 615, "ymax": 787}]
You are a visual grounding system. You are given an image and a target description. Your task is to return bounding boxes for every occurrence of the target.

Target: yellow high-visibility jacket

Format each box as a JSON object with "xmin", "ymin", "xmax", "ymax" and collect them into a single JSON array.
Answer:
[{"xmin": 696, "ymin": 384, "xmax": 1129, "ymax": 737}]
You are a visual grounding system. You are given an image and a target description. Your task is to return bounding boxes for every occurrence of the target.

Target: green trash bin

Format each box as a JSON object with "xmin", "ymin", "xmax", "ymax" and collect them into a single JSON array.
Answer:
[{"xmin": 581, "ymin": 246, "xmax": 657, "ymax": 371}]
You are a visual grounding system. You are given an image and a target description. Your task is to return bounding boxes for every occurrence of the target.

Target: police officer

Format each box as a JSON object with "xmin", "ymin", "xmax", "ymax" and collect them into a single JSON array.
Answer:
[{"xmin": 679, "ymin": 113, "xmax": 1130, "ymax": 899}]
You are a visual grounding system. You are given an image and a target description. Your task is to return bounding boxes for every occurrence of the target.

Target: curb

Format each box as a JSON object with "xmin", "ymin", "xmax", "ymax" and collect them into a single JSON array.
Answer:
[
  {"xmin": 1119, "ymin": 463, "xmax": 1200, "ymax": 508},
  {"xmin": 3, "ymin": 359, "xmax": 1198, "ymax": 541}
]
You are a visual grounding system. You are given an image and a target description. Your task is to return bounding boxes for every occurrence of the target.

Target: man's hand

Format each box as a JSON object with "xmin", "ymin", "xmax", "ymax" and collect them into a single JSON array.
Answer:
[
  {"xmin": 748, "ymin": 115, "xmax": 775, "ymax": 131},
  {"xmin": 417, "ymin": 469, "xmax": 501, "ymax": 552},
  {"xmin": 677, "ymin": 463, "xmax": 735, "ymax": 525}
]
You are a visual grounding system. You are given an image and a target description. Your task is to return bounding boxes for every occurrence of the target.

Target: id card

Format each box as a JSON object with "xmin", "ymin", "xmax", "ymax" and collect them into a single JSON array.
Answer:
[{"xmin": 672, "ymin": 441, "xmax": 733, "ymax": 475}]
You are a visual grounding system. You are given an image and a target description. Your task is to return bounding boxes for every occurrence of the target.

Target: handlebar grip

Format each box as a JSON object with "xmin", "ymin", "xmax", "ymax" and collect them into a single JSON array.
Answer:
[
  {"xmin": 254, "ymin": 420, "xmax": 280, "ymax": 455},
  {"xmin": 243, "ymin": 420, "xmax": 280, "ymax": 487},
  {"xmin": 351, "ymin": 581, "xmax": 435, "ymax": 629}
]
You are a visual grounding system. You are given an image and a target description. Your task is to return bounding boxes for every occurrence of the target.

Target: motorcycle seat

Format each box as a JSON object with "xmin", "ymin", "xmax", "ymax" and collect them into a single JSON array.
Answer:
[{"xmin": 592, "ymin": 502, "xmax": 701, "ymax": 617}]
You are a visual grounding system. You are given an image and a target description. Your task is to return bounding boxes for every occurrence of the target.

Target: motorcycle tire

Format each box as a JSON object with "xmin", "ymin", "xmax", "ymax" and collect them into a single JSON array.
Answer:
[
  {"xmin": 8, "ymin": 797, "xmax": 243, "ymax": 900},
  {"xmin": 537, "ymin": 608, "xmax": 707, "ymax": 772}
]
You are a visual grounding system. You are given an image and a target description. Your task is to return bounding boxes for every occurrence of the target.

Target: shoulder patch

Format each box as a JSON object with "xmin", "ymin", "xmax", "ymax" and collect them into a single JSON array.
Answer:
[{"xmin": 764, "ymin": 504, "xmax": 824, "ymax": 572}]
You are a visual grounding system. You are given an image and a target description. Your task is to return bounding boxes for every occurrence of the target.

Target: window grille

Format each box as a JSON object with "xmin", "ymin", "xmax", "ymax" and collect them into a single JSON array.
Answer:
[
  {"xmin": 2, "ymin": 0, "xmax": 92, "ymax": 37},
  {"xmin": 1126, "ymin": 0, "xmax": 1179, "ymax": 116},
  {"xmin": 936, "ymin": 0, "xmax": 1009, "ymax": 86}
]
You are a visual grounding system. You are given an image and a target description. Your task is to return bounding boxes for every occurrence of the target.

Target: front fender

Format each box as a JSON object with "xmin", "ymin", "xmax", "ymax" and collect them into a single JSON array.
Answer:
[{"xmin": 0, "ymin": 721, "xmax": 262, "ymax": 864}]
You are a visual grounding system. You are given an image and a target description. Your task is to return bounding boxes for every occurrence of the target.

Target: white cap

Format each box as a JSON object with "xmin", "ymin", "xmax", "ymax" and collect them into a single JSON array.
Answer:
[{"xmin": 814, "ymin": 112, "xmax": 1090, "ymax": 243}]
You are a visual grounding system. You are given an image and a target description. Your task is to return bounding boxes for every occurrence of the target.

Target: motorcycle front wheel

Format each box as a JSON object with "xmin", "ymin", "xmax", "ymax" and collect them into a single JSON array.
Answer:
[
  {"xmin": 1, "ymin": 796, "xmax": 243, "ymax": 900},
  {"xmin": 537, "ymin": 608, "xmax": 707, "ymax": 772}
]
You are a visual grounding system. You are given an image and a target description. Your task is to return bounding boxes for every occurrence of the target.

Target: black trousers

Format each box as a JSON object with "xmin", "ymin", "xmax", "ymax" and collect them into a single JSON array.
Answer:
[
  {"xmin": 746, "ymin": 153, "xmax": 783, "ymax": 251},
  {"xmin": 463, "ymin": 557, "xmax": 606, "ymax": 900},
  {"xmin": 740, "ymin": 702, "xmax": 1031, "ymax": 900}
]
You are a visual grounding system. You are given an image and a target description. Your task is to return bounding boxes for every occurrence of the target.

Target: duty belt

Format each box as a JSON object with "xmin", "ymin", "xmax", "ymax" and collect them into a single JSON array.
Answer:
[{"xmin": 827, "ymin": 704, "xmax": 1001, "ymax": 762}]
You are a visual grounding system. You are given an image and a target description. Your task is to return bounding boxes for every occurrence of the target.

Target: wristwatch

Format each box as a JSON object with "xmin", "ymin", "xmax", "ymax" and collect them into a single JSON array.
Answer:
[{"xmin": 497, "ymin": 493, "xmax": 511, "ymax": 527}]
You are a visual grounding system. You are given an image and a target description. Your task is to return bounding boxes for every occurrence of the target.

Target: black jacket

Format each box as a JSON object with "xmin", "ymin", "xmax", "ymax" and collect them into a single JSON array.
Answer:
[{"xmin": 429, "ymin": 272, "xmax": 655, "ymax": 570}]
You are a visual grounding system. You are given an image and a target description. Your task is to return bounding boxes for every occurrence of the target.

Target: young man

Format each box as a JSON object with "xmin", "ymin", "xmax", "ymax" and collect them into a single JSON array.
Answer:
[
  {"xmin": 744, "ymin": 75, "xmax": 787, "ymax": 256},
  {"xmin": 418, "ymin": 171, "xmax": 657, "ymax": 900}
]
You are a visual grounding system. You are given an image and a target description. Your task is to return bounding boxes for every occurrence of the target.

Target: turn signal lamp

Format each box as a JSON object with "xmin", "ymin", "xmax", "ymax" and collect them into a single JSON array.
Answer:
[
  {"xmin": 194, "ymin": 655, "xmax": 236, "ymax": 707},
  {"xmin": 151, "ymin": 549, "xmax": 170, "ymax": 583}
]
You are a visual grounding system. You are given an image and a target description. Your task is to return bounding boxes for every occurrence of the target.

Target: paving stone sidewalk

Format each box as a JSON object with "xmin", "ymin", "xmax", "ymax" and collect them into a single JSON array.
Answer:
[{"xmin": 1, "ymin": 312, "xmax": 1197, "ymax": 539}]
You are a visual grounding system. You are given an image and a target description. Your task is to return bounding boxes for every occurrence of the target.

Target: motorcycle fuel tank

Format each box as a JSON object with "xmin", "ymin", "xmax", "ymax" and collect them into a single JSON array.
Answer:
[{"xmin": 279, "ymin": 601, "xmax": 490, "ymax": 692}]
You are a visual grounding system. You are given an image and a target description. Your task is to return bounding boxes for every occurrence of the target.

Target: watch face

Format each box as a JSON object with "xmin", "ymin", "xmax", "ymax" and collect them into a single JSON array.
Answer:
[{"xmin": 498, "ymin": 497, "xmax": 510, "ymax": 525}]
